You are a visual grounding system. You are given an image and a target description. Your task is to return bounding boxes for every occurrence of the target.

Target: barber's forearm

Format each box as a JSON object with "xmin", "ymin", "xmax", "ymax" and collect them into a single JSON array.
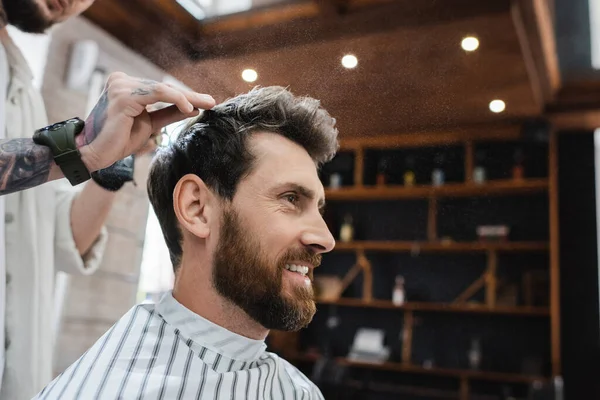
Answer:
[
  {"xmin": 0, "ymin": 138, "xmax": 64, "ymax": 195},
  {"xmin": 70, "ymin": 180, "xmax": 116, "ymax": 256},
  {"xmin": 0, "ymin": 138, "xmax": 101, "ymax": 196}
]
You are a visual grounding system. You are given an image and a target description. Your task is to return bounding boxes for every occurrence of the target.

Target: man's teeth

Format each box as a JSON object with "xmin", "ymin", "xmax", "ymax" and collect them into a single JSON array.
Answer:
[{"xmin": 284, "ymin": 264, "xmax": 309, "ymax": 276}]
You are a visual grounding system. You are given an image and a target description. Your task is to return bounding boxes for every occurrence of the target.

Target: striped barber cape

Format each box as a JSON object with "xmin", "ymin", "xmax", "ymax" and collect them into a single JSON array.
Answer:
[{"xmin": 33, "ymin": 292, "xmax": 324, "ymax": 399}]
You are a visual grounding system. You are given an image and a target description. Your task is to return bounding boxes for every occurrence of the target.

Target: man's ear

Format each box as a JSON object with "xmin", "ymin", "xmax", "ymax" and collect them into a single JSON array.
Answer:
[{"xmin": 173, "ymin": 174, "xmax": 216, "ymax": 239}]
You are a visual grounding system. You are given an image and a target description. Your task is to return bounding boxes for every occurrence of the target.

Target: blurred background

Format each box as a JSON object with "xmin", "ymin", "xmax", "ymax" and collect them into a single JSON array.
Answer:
[{"xmin": 14, "ymin": 0, "xmax": 600, "ymax": 398}]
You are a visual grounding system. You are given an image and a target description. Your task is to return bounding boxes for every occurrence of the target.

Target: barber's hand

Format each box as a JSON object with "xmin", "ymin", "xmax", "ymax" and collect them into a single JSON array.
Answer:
[{"xmin": 77, "ymin": 72, "xmax": 215, "ymax": 172}]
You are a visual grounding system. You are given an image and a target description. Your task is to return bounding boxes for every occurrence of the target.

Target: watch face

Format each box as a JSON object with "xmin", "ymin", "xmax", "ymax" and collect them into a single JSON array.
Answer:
[
  {"xmin": 49, "ymin": 122, "xmax": 65, "ymax": 131},
  {"xmin": 41, "ymin": 118, "xmax": 84, "ymax": 134}
]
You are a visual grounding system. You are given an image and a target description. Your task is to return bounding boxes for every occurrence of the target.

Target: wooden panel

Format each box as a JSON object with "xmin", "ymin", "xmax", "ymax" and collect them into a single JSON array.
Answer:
[
  {"xmin": 293, "ymin": 353, "xmax": 551, "ymax": 384},
  {"xmin": 465, "ymin": 141, "xmax": 474, "ymax": 182},
  {"xmin": 360, "ymin": 250, "xmax": 373, "ymax": 301},
  {"xmin": 401, "ymin": 310, "xmax": 413, "ymax": 364},
  {"xmin": 550, "ymin": 109, "xmax": 600, "ymax": 131},
  {"xmin": 345, "ymin": 380, "xmax": 459, "ymax": 399},
  {"xmin": 333, "ymin": 241, "xmax": 549, "ymax": 252},
  {"xmin": 200, "ymin": 2, "xmax": 319, "ymax": 35},
  {"xmin": 354, "ymin": 146, "xmax": 364, "ymax": 187},
  {"xmin": 548, "ymin": 129, "xmax": 561, "ymax": 376},
  {"xmin": 454, "ymin": 274, "xmax": 486, "ymax": 303},
  {"xmin": 318, "ymin": 298, "xmax": 550, "ymax": 316},
  {"xmin": 485, "ymin": 250, "xmax": 498, "ymax": 307},
  {"xmin": 336, "ymin": 358, "xmax": 550, "ymax": 384},
  {"xmin": 335, "ymin": 240, "xmax": 550, "ymax": 253},
  {"xmin": 170, "ymin": 8, "xmax": 537, "ymax": 136},
  {"xmin": 325, "ymin": 179, "xmax": 549, "ymax": 200},
  {"xmin": 312, "ymin": 0, "xmax": 342, "ymax": 16},
  {"xmin": 460, "ymin": 377, "xmax": 469, "ymax": 400},
  {"xmin": 427, "ymin": 197, "xmax": 438, "ymax": 241},
  {"xmin": 193, "ymin": 0, "xmax": 511, "ymax": 59}
]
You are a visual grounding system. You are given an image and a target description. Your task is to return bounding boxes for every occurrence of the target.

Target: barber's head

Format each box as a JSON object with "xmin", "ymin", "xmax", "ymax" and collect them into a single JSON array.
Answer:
[
  {"xmin": 148, "ymin": 86, "xmax": 338, "ymax": 331},
  {"xmin": 2, "ymin": 0, "xmax": 96, "ymax": 33}
]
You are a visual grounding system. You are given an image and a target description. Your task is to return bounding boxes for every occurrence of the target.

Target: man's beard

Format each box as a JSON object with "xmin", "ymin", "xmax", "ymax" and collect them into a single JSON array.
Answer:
[
  {"xmin": 3, "ymin": 0, "xmax": 53, "ymax": 33},
  {"xmin": 213, "ymin": 208, "xmax": 321, "ymax": 331}
]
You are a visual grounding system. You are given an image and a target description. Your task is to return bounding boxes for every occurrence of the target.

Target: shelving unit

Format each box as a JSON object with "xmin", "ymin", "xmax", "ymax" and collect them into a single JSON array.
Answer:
[{"xmin": 281, "ymin": 125, "xmax": 559, "ymax": 400}]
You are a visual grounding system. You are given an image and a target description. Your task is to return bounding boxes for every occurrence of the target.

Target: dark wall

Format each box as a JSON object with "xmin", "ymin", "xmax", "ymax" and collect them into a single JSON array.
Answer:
[
  {"xmin": 554, "ymin": 0, "xmax": 593, "ymax": 80},
  {"xmin": 558, "ymin": 132, "xmax": 600, "ymax": 399}
]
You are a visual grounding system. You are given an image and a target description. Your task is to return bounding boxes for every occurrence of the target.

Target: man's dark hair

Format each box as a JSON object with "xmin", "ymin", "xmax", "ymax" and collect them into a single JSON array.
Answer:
[{"xmin": 147, "ymin": 86, "xmax": 339, "ymax": 270}]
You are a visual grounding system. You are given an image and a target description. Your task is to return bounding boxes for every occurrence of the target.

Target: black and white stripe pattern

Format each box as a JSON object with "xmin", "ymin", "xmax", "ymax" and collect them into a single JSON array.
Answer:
[{"xmin": 33, "ymin": 292, "xmax": 324, "ymax": 399}]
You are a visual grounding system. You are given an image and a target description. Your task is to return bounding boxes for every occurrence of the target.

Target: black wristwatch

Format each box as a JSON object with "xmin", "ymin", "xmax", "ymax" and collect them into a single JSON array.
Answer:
[{"xmin": 32, "ymin": 117, "xmax": 90, "ymax": 186}]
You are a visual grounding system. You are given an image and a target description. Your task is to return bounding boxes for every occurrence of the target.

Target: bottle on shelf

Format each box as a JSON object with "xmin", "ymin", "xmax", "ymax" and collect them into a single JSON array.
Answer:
[
  {"xmin": 473, "ymin": 150, "xmax": 486, "ymax": 184},
  {"xmin": 329, "ymin": 172, "xmax": 342, "ymax": 189},
  {"xmin": 403, "ymin": 155, "xmax": 416, "ymax": 186},
  {"xmin": 468, "ymin": 337, "xmax": 482, "ymax": 370},
  {"xmin": 392, "ymin": 275, "xmax": 405, "ymax": 306},
  {"xmin": 376, "ymin": 156, "xmax": 389, "ymax": 186},
  {"xmin": 512, "ymin": 147, "xmax": 525, "ymax": 180},
  {"xmin": 431, "ymin": 153, "xmax": 445, "ymax": 187},
  {"xmin": 339, "ymin": 214, "xmax": 354, "ymax": 242}
]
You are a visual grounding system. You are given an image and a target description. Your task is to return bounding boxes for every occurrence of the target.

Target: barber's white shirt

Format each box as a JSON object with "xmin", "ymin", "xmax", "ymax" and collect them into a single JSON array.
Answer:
[
  {"xmin": 0, "ymin": 32, "xmax": 8, "ymax": 393},
  {"xmin": 0, "ymin": 31, "xmax": 108, "ymax": 400}
]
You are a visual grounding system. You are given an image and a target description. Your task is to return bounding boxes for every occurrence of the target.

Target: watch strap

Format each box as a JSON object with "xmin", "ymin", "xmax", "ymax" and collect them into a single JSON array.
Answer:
[
  {"xmin": 54, "ymin": 149, "xmax": 90, "ymax": 186},
  {"xmin": 32, "ymin": 118, "xmax": 91, "ymax": 186}
]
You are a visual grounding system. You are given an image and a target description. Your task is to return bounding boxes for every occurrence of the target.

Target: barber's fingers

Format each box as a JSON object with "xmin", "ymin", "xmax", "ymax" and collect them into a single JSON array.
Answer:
[
  {"xmin": 163, "ymin": 82, "xmax": 217, "ymax": 112},
  {"xmin": 130, "ymin": 81, "xmax": 215, "ymax": 114},
  {"xmin": 106, "ymin": 72, "xmax": 216, "ymax": 115},
  {"xmin": 148, "ymin": 104, "xmax": 200, "ymax": 131}
]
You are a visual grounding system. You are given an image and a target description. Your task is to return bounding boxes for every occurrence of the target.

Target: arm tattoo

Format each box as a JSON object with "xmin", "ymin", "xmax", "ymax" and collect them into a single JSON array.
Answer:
[
  {"xmin": 80, "ymin": 90, "xmax": 108, "ymax": 147},
  {"xmin": 0, "ymin": 139, "xmax": 53, "ymax": 195}
]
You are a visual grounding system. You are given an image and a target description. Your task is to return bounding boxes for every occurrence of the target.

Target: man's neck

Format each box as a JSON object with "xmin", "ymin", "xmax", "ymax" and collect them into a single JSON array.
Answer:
[{"xmin": 172, "ymin": 258, "xmax": 270, "ymax": 341}]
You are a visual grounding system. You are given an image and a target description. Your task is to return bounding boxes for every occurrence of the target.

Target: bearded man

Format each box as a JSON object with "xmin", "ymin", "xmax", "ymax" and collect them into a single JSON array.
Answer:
[{"xmin": 34, "ymin": 85, "xmax": 339, "ymax": 399}]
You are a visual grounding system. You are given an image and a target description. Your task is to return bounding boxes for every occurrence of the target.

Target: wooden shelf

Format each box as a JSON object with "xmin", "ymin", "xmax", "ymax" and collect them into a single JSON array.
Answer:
[
  {"xmin": 289, "ymin": 354, "xmax": 549, "ymax": 385},
  {"xmin": 334, "ymin": 240, "xmax": 549, "ymax": 253},
  {"xmin": 336, "ymin": 358, "xmax": 550, "ymax": 384},
  {"xmin": 345, "ymin": 379, "xmax": 460, "ymax": 400},
  {"xmin": 317, "ymin": 298, "xmax": 550, "ymax": 316},
  {"xmin": 324, "ymin": 179, "xmax": 548, "ymax": 201}
]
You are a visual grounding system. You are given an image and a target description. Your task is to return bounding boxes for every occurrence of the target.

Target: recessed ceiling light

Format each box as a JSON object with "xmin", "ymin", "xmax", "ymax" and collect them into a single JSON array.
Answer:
[
  {"xmin": 341, "ymin": 54, "xmax": 358, "ymax": 69},
  {"xmin": 489, "ymin": 99, "xmax": 506, "ymax": 113},
  {"xmin": 242, "ymin": 69, "xmax": 258, "ymax": 82},
  {"xmin": 461, "ymin": 36, "xmax": 479, "ymax": 52}
]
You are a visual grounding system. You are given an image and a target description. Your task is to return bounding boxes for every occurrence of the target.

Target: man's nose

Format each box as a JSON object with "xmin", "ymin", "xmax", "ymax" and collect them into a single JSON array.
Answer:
[{"xmin": 300, "ymin": 215, "xmax": 336, "ymax": 254}]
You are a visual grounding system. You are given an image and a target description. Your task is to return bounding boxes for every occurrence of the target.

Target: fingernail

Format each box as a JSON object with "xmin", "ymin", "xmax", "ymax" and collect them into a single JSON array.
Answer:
[{"xmin": 187, "ymin": 102, "xmax": 194, "ymax": 112}]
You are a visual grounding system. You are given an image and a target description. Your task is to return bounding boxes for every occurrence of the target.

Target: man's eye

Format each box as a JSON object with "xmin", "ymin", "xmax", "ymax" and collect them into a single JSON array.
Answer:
[{"xmin": 285, "ymin": 193, "xmax": 299, "ymax": 205}]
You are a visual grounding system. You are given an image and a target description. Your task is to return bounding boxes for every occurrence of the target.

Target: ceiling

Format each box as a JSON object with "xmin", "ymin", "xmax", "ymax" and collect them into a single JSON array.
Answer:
[{"xmin": 83, "ymin": 0, "xmax": 567, "ymax": 137}]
